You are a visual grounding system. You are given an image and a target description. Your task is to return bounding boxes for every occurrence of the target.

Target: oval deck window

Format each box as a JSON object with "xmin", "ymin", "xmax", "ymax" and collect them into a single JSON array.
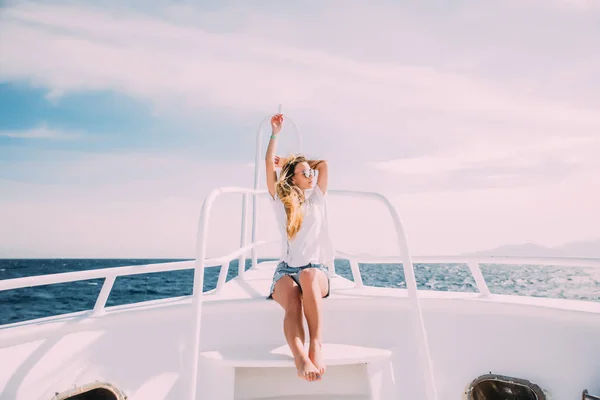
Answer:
[
  {"xmin": 466, "ymin": 374, "xmax": 546, "ymax": 400},
  {"xmin": 52, "ymin": 382, "xmax": 126, "ymax": 400}
]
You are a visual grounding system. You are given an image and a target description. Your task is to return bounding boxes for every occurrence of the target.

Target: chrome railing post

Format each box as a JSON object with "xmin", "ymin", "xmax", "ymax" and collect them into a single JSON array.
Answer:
[
  {"xmin": 349, "ymin": 258, "xmax": 364, "ymax": 288},
  {"xmin": 251, "ymin": 193, "xmax": 259, "ymax": 269},
  {"xmin": 187, "ymin": 187, "xmax": 272, "ymax": 400},
  {"xmin": 383, "ymin": 196, "xmax": 438, "ymax": 400},
  {"xmin": 216, "ymin": 261, "xmax": 230, "ymax": 294},
  {"xmin": 92, "ymin": 274, "xmax": 116, "ymax": 315},
  {"xmin": 327, "ymin": 190, "xmax": 438, "ymax": 400},
  {"xmin": 238, "ymin": 193, "xmax": 249, "ymax": 278},
  {"xmin": 188, "ymin": 190, "xmax": 216, "ymax": 400},
  {"xmin": 467, "ymin": 260, "xmax": 491, "ymax": 297}
]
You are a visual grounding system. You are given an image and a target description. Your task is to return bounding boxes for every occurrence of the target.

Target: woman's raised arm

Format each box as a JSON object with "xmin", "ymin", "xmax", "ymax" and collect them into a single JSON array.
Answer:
[{"xmin": 265, "ymin": 114, "xmax": 283, "ymax": 199}]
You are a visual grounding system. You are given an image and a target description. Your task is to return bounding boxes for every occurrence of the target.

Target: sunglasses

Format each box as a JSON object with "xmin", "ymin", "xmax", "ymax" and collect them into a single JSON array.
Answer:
[{"xmin": 296, "ymin": 169, "xmax": 315, "ymax": 178}]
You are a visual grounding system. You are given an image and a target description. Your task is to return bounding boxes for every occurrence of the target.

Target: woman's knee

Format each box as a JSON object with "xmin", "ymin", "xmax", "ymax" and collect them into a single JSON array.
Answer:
[
  {"xmin": 299, "ymin": 268, "xmax": 328, "ymax": 297},
  {"xmin": 298, "ymin": 268, "xmax": 319, "ymax": 286}
]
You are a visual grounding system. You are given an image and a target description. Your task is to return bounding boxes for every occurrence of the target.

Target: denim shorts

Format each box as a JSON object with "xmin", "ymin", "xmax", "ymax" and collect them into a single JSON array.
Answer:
[{"xmin": 268, "ymin": 261, "xmax": 331, "ymax": 299}]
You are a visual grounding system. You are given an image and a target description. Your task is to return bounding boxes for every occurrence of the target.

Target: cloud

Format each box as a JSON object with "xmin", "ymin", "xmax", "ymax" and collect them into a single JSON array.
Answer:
[
  {"xmin": 370, "ymin": 135, "xmax": 600, "ymax": 191},
  {"xmin": 374, "ymin": 135, "xmax": 599, "ymax": 175},
  {"xmin": 1, "ymin": 1, "xmax": 599, "ymax": 151},
  {"xmin": 0, "ymin": 123, "xmax": 81, "ymax": 140},
  {"xmin": 3, "ymin": 1, "xmax": 598, "ymax": 191}
]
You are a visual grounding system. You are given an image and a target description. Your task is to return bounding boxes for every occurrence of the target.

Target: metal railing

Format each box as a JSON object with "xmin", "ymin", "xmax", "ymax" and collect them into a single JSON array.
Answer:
[
  {"xmin": 186, "ymin": 186, "xmax": 439, "ymax": 400},
  {"xmin": 2, "ymin": 252, "xmax": 596, "ymax": 318},
  {"xmin": 336, "ymin": 252, "xmax": 600, "ymax": 296},
  {"xmin": 0, "ymin": 260, "xmax": 198, "ymax": 315},
  {"xmin": 0, "ymin": 242, "xmax": 270, "ymax": 317},
  {"xmin": 0, "ymin": 186, "xmax": 275, "ymax": 317},
  {"xmin": 188, "ymin": 187, "xmax": 270, "ymax": 400}
]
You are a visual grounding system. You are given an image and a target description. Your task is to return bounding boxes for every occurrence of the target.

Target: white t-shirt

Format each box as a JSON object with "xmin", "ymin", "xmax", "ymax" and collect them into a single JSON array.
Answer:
[{"xmin": 271, "ymin": 185, "xmax": 335, "ymax": 269}]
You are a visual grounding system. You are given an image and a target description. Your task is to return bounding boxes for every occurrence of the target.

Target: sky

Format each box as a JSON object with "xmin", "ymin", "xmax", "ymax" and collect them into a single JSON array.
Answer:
[{"xmin": 0, "ymin": 0, "xmax": 599, "ymax": 258}]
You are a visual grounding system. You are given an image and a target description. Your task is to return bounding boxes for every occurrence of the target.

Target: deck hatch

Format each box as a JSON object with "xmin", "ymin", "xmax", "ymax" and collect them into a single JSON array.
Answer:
[
  {"xmin": 466, "ymin": 374, "xmax": 546, "ymax": 400},
  {"xmin": 52, "ymin": 382, "xmax": 126, "ymax": 400}
]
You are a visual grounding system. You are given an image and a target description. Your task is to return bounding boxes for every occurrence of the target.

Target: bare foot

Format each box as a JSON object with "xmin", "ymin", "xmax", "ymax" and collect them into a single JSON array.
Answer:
[
  {"xmin": 308, "ymin": 340, "xmax": 326, "ymax": 376},
  {"xmin": 294, "ymin": 355, "xmax": 321, "ymax": 382}
]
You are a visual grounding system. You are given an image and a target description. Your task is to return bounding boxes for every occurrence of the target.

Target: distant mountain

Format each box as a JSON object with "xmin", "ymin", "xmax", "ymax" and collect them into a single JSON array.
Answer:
[
  {"xmin": 464, "ymin": 239, "xmax": 600, "ymax": 258},
  {"xmin": 554, "ymin": 239, "xmax": 600, "ymax": 258}
]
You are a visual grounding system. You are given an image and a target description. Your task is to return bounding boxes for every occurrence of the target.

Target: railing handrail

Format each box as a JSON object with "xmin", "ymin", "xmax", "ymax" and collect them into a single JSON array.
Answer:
[
  {"xmin": 0, "ymin": 260, "xmax": 197, "ymax": 292},
  {"xmin": 335, "ymin": 251, "xmax": 600, "ymax": 297},
  {"xmin": 3, "ymin": 251, "xmax": 596, "ymax": 294},
  {"xmin": 188, "ymin": 186, "xmax": 270, "ymax": 400},
  {"xmin": 3, "ymin": 251, "xmax": 597, "ymax": 294},
  {"xmin": 0, "ymin": 239, "xmax": 275, "ymax": 293},
  {"xmin": 187, "ymin": 185, "xmax": 438, "ymax": 400}
]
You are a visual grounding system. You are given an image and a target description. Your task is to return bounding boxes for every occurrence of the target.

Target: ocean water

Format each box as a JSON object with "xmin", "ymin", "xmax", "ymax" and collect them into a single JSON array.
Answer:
[{"xmin": 1, "ymin": 258, "xmax": 599, "ymax": 326}]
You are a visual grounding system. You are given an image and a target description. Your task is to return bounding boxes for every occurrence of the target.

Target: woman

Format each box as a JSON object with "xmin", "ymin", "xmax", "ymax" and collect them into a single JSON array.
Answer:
[{"xmin": 265, "ymin": 113, "xmax": 334, "ymax": 382}]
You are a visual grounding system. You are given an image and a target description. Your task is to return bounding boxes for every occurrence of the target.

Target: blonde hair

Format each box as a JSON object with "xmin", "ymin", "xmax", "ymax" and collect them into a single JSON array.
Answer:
[{"xmin": 276, "ymin": 154, "xmax": 308, "ymax": 240}]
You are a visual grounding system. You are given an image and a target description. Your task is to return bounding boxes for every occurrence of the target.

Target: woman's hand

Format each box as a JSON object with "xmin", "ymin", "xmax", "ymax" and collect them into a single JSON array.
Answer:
[
  {"xmin": 271, "ymin": 114, "xmax": 283, "ymax": 135},
  {"xmin": 274, "ymin": 155, "xmax": 287, "ymax": 169}
]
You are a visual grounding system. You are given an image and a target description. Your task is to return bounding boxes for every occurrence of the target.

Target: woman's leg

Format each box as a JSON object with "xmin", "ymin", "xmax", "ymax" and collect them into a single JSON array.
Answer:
[
  {"xmin": 297, "ymin": 268, "xmax": 329, "ymax": 376},
  {"xmin": 272, "ymin": 275, "xmax": 321, "ymax": 381}
]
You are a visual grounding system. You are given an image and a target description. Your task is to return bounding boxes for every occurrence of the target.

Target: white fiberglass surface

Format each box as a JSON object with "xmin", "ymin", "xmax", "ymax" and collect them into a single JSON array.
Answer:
[{"xmin": 1, "ymin": 289, "xmax": 599, "ymax": 399}]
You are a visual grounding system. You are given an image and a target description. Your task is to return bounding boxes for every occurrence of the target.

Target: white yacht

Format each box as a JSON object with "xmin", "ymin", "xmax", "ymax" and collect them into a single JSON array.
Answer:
[{"xmin": 1, "ymin": 111, "xmax": 599, "ymax": 400}]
